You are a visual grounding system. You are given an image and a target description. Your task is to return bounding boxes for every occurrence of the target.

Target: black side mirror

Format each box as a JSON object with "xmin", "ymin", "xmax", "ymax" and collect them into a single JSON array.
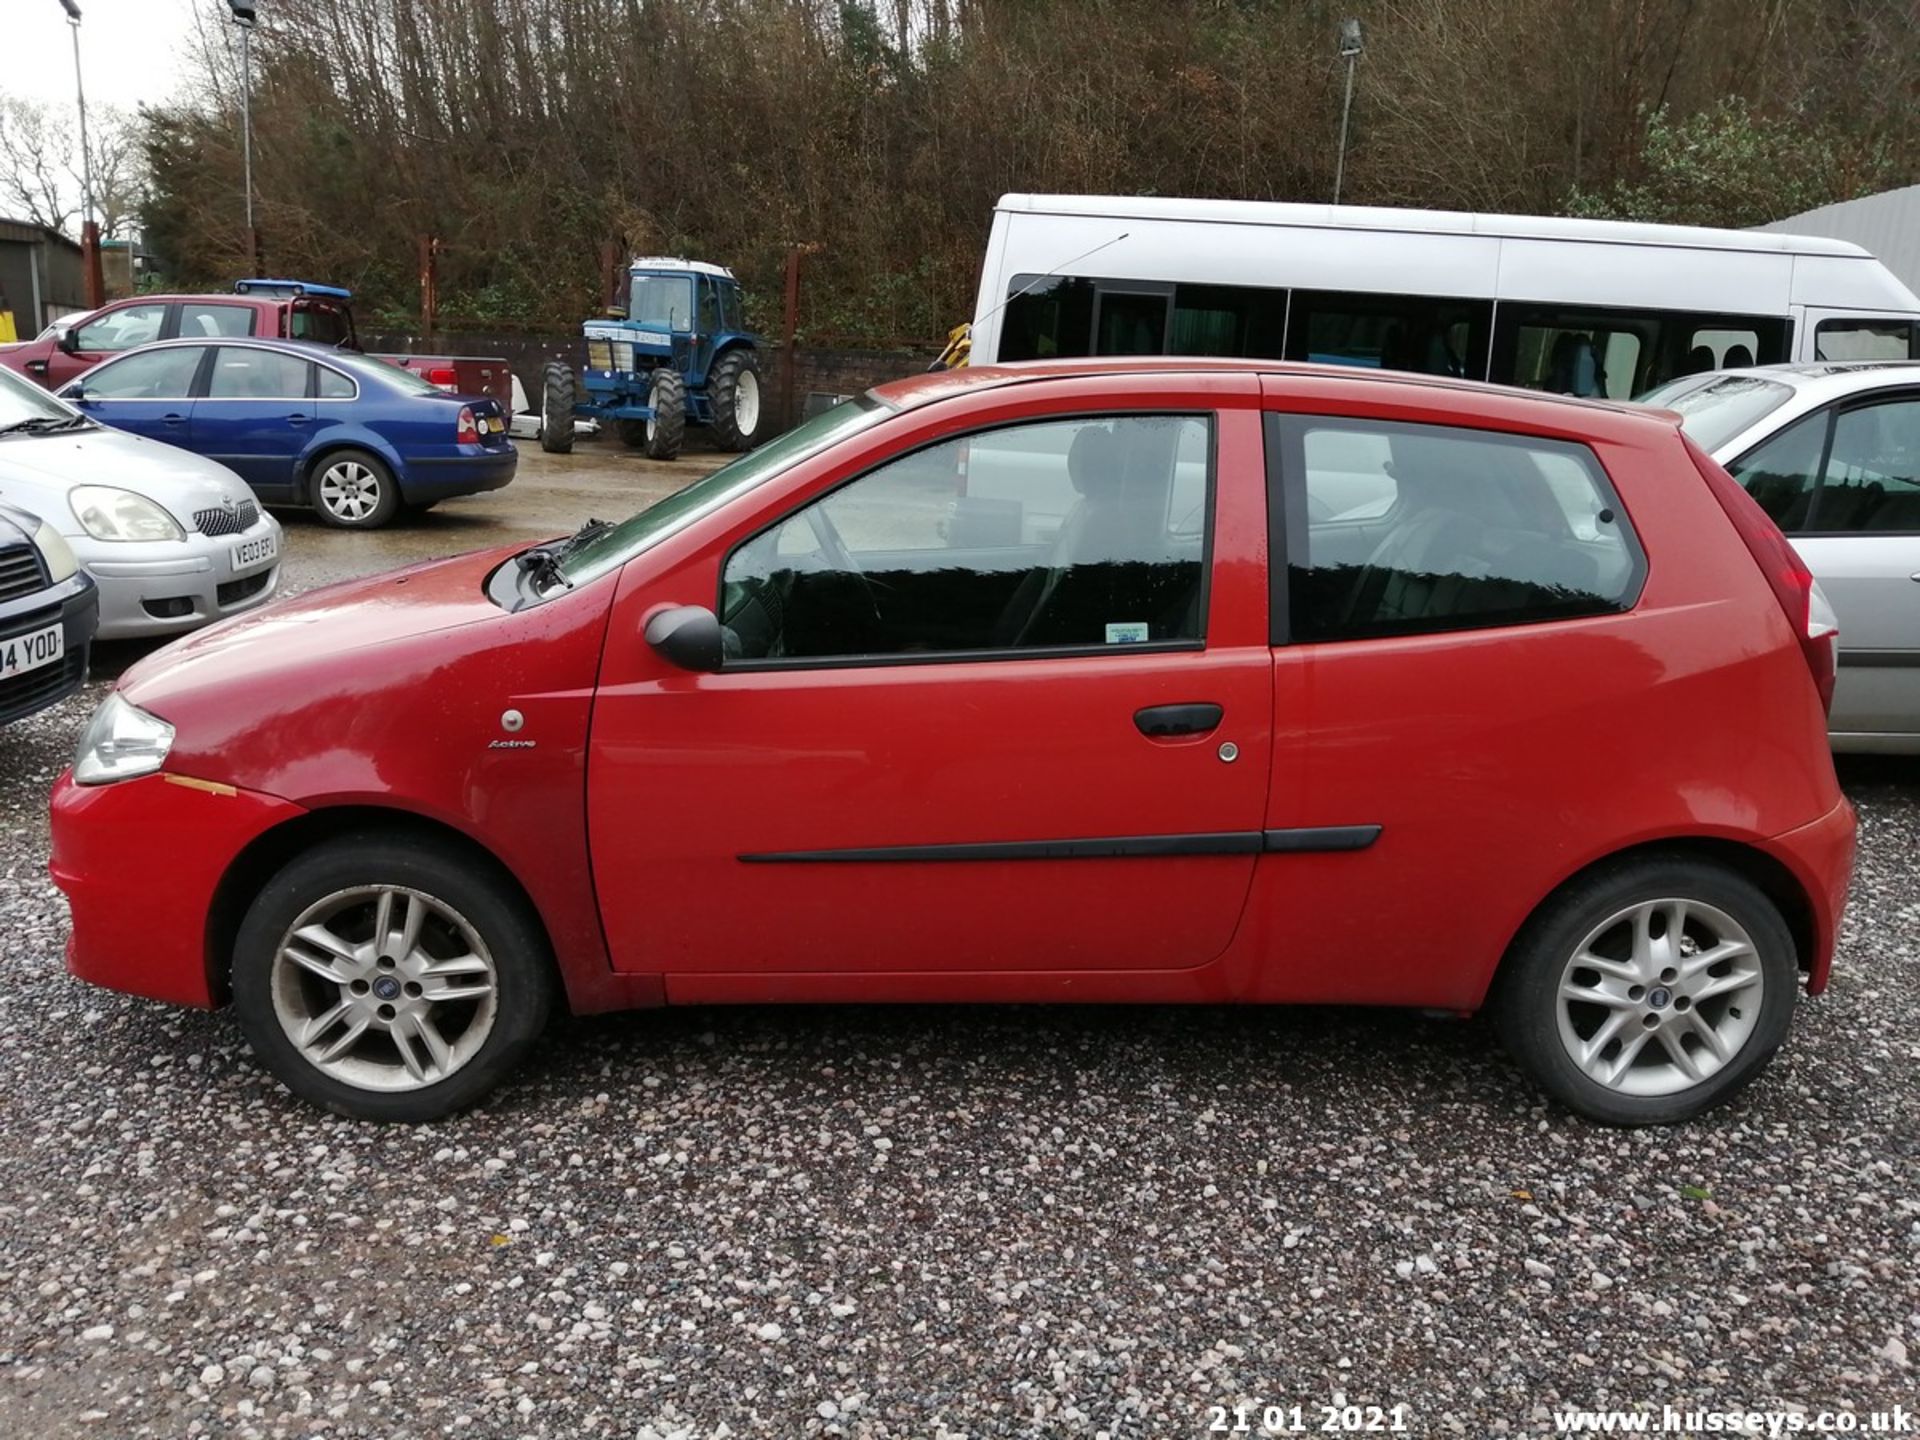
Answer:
[
  {"xmin": 644, "ymin": 604, "xmax": 724, "ymax": 673},
  {"xmin": 55, "ymin": 328, "xmax": 79, "ymax": 354}
]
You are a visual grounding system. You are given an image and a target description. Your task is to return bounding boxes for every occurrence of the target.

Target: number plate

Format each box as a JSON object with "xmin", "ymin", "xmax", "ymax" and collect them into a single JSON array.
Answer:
[
  {"xmin": 0, "ymin": 622, "xmax": 63, "ymax": 680},
  {"xmin": 231, "ymin": 532, "xmax": 278, "ymax": 572},
  {"xmin": 485, "ymin": 415, "xmax": 505, "ymax": 434}
]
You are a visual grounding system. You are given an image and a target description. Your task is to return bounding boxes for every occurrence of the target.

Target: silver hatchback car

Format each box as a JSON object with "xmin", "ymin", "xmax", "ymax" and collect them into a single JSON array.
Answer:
[
  {"xmin": 0, "ymin": 365, "xmax": 282, "ymax": 640},
  {"xmin": 1644, "ymin": 361, "xmax": 1920, "ymax": 751}
]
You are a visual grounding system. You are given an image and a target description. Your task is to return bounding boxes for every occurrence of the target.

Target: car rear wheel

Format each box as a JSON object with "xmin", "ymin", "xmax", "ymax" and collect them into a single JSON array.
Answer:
[
  {"xmin": 1494, "ymin": 856, "xmax": 1798, "ymax": 1126},
  {"xmin": 310, "ymin": 449, "xmax": 401, "ymax": 529},
  {"xmin": 231, "ymin": 835, "xmax": 554, "ymax": 1122}
]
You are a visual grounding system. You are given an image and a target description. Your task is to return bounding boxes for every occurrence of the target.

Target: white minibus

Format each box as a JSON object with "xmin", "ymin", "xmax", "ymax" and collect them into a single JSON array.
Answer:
[{"xmin": 968, "ymin": 194, "xmax": 1920, "ymax": 398}]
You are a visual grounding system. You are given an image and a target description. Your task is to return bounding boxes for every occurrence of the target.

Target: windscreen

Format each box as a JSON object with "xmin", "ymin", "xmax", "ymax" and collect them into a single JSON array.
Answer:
[
  {"xmin": 1645, "ymin": 375, "xmax": 1796, "ymax": 452},
  {"xmin": 630, "ymin": 275, "xmax": 695, "ymax": 332}
]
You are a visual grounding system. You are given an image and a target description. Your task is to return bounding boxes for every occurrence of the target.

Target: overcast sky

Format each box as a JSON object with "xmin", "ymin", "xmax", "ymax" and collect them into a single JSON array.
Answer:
[{"xmin": 9, "ymin": 0, "xmax": 203, "ymax": 112}]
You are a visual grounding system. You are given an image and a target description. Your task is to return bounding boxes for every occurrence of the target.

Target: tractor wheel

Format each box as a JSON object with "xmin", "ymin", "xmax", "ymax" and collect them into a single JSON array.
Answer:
[
  {"xmin": 539, "ymin": 362, "xmax": 576, "ymax": 454},
  {"xmin": 645, "ymin": 368, "xmax": 686, "ymax": 461},
  {"xmin": 616, "ymin": 419, "xmax": 649, "ymax": 449},
  {"xmin": 708, "ymin": 347, "xmax": 766, "ymax": 452}
]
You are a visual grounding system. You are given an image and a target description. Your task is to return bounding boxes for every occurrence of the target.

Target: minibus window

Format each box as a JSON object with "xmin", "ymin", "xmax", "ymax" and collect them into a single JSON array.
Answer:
[
  {"xmin": 1494, "ymin": 305, "xmax": 1788, "ymax": 398},
  {"xmin": 1815, "ymin": 320, "xmax": 1920, "ymax": 362},
  {"xmin": 999, "ymin": 275, "xmax": 1095, "ymax": 362},
  {"xmin": 1094, "ymin": 291, "xmax": 1170, "ymax": 355},
  {"xmin": 1170, "ymin": 284, "xmax": 1287, "ymax": 358},
  {"xmin": 1284, "ymin": 292, "xmax": 1491, "ymax": 378}
]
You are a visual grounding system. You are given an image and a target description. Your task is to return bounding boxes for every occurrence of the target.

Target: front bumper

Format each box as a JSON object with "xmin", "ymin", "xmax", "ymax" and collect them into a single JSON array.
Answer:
[
  {"xmin": 0, "ymin": 572, "xmax": 97, "ymax": 724},
  {"xmin": 76, "ymin": 513, "xmax": 283, "ymax": 640},
  {"xmin": 51, "ymin": 769, "xmax": 306, "ymax": 1008}
]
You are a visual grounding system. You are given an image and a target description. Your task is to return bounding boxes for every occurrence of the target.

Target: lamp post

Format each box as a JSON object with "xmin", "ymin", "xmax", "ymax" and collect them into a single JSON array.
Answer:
[
  {"xmin": 55, "ymin": 0, "xmax": 105, "ymax": 307},
  {"xmin": 228, "ymin": 0, "xmax": 258, "ymax": 273},
  {"xmin": 1333, "ymin": 17, "xmax": 1364, "ymax": 205}
]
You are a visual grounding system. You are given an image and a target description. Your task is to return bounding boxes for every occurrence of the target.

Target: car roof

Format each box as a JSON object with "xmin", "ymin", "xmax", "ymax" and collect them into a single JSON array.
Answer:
[
  {"xmin": 872, "ymin": 357, "xmax": 1682, "ymax": 435},
  {"xmin": 110, "ymin": 336, "xmax": 356, "ymax": 363},
  {"xmin": 1694, "ymin": 359, "xmax": 1920, "ymax": 400}
]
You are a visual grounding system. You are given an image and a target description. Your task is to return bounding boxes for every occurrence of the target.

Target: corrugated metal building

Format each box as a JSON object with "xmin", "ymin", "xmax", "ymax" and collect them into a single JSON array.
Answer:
[
  {"xmin": 1758, "ymin": 184, "xmax": 1920, "ymax": 295},
  {"xmin": 0, "ymin": 218, "xmax": 87, "ymax": 335}
]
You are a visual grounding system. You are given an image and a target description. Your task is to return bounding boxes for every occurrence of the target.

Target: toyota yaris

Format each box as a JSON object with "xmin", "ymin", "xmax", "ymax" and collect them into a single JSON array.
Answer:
[{"xmin": 51, "ymin": 361, "xmax": 1854, "ymax": 1125}]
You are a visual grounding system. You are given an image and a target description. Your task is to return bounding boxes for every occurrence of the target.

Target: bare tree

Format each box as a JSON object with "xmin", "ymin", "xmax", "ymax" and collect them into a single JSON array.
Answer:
[{"xmin": 0, "ymin": 97, "xmax": 147, "ymax": 239}]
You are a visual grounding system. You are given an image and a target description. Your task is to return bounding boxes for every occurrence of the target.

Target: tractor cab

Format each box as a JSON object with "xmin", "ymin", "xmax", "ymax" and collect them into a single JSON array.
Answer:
[{"xmin": 548, "ymin": 257, "xmax": 764, "ymax": 461}]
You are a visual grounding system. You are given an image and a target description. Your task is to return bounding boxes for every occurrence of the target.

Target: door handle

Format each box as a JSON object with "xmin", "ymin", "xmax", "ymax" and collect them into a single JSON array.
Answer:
[
  {"xmin": 161, "ymin": 412, "xmax": 185, "ymax": 426},
  {"xmin": 286, "ymin": 413, "xmax": 309, "ymax": 426},
  {"xmin": 1134, "ymin": 702, "xmax": 1223, "ymax": 738}
]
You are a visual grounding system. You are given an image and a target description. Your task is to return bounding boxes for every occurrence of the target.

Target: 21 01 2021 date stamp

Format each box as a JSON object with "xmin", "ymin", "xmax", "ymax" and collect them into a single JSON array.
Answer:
[{"xmin": 1207, "ymin": 1402, "xmax": 1413, "ymax": 1434}]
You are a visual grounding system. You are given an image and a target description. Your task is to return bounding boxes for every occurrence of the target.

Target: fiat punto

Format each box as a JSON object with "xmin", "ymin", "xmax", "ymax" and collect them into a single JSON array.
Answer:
[{"xmin": 50, "ymin": 360, "xmax": 1854, "ymax": 1126}]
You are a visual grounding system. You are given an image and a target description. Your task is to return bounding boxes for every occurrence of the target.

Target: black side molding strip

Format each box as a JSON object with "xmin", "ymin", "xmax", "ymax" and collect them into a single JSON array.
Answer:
[
  {"xmin": 739, "ymin": 825, "xmax": 1384, "ymax": 864},
  {"xmin": 1839, "ymin": 649, "xmax": 1920, "ymax": 670},
  {"xmin": 1263, "ymin": 824, "xmax": 1383, "ymax": 853}
]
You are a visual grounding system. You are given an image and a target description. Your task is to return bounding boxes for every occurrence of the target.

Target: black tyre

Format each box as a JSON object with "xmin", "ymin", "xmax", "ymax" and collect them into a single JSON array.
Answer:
[
  {"xmin": 616, "ymin": 418, "xmax": 650, "ymax": 449},
  {"xmin": 1493, "ymin": 855, "xmax": 1798, "ymax": 1126},
  {"xmin": 309, "ymin": 448, "xmax": 402, "ymax": 529},
  {"xmin": 707, "ymin": 347, "xmax": 765, "ymax": 451},
  {"xmin": 231, "ymin": 834, "xmax": 556, "ymax": 1122},
  {"xmin": 540, "ymin": 361, "xmax": 576, "ymax": 455},
  {"xmin": 644, "ymin": 368, "xmax": 686, "ymax": 460}
]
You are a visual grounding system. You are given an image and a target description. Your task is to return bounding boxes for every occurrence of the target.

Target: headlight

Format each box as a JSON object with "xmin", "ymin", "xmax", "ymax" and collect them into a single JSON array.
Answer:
[
  {"xmin": 32, "ymin": 520, "xmax": 79, "ymax": 582},
  {"xmin": 69, "ymin": 486, "xmax": 184, "ymax": 543},
  {"xmin": 73, "ymin": 692, "xmax": 175, "ymax": 785}
]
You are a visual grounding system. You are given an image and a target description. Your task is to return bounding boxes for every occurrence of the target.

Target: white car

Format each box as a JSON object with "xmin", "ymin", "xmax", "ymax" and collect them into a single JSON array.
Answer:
[
  {"xmin": 0, "ymin": 366, "xmax": 282, "ymax": 640},
  {"xmin": 509, "ymin": 372, "xmax": 597, "ymax": 442},
  {"xmin": 1642, "ymin": 360, "xmax": 1920, "ymax": 751}
]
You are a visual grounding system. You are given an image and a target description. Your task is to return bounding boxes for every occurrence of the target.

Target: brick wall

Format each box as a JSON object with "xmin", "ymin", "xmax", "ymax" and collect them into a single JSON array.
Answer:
[{"xmin": 365, "ymin": 331, "xmax": 935, "ymax": 433}]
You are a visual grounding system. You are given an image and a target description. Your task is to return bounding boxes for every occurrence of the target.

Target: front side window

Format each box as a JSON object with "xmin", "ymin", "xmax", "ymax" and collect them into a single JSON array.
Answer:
[
  {"xmin": 999, "ymin": 275, "xmax": 1095, "ymax": 361},
  {"xmin": 1815, "ymin": 319, "xmax": 1920, "ymax": 362},
  {"xmin": 1725, "ymin": 412, "xmax": 1826, "ymax": 530},
  {"xmin": 75, "ymin": 302, "xmax": 166, "ymax": 353},
  {"xmin": 179, "ymin": 303, "xmax": 254, "ymax": 339},
  {"xmin": 1282, "ymin": 417, "xmax": 1643, "ymax": 642},
  {"xmin": 207, "ymin": 347, "xmax": 310, "ymax": 400},
  {"xmin": 83, "ymin": 346, "xmax": 206, "ymax": 400},
  {"xmin": 722, "ymin": 414, "xmax": 1211, "ymax": 662}
]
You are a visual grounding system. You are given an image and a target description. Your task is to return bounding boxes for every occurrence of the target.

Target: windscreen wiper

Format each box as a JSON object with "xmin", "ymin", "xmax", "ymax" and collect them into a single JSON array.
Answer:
[
  {"xmin": 0, "ymin": 415, "xmax": 87, "ymax": 436},
  {"xmin": 513, "ymin": 518, "xmax": 612, "ymax": 593}
]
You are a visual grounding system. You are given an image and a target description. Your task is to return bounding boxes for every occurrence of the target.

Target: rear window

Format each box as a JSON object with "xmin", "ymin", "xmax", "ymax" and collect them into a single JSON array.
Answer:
[
  {"xmin": 1656, "ymin": 375, "xmax": 1796, "ymax": 452},
  {"xmin": 289, "ymin": 302, "xmax": 354, "ymax": 347}
]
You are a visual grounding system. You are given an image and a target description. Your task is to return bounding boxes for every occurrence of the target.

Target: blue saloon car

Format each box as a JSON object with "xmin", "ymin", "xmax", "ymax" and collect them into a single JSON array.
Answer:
[{"xmin": 59, "ymin": 338, "xmax": 516, "ymax": 529}]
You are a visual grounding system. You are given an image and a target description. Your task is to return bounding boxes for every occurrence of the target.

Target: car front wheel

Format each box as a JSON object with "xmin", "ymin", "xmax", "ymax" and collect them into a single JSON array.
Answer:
[
  {"xmin": 1494, "ymin": 856, "xmax": 1798, "ymax": 1126},
  {"xmin": 231, "ymin": 835, "xmax": 554, "ymax": 1121}
]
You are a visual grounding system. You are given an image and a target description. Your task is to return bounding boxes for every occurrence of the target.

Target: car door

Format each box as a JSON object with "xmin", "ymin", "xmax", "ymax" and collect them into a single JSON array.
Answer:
[
  {"xmin": 585, "ymin": 375, "xmax": 1275, "ymax": 991},
  {"xmin": 48, "ymin": 301, "xmax": 171, "ymax": 389},
  {"xmin": 70, "ymin": 345, "xmax": 208, "ymax": 444},
  {"xmin": 1249, "ymin": 398, "xmax": 1654, "ymax": 1011},
  {"xmin": 1727, "ymin": 391, "xmax": 1920, "ymax": 739},
  {"xmin": 190, "ymin": 346, "xmax": 315, "ymax": 496}
]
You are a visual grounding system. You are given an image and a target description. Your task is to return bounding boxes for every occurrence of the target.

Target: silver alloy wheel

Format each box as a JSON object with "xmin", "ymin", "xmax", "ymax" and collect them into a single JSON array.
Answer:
[
  {"xmin": 1556, "ymin": 897, "xmax": 1764, "ymax": 1097},
  {"xmin": 734, "ymin": 369, "xmax": 760, "ymax": 436},
  {"xmin": 269, "ymin": 885, "xmax": 499, "ymax": 1093},
  {"xmin": 318, "ymin": 459, "xmax": 382, "ymax": 522}
]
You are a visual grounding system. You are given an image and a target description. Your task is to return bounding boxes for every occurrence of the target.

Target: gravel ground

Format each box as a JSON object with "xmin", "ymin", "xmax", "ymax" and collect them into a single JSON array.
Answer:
[{"xmin": 1, "ymin": 445, "xmax": 1917, "ymax": 1437}]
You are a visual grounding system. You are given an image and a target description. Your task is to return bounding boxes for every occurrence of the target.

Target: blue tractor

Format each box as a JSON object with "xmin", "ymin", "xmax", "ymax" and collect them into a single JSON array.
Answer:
[{"xmin": 540, "ymin": 257, "xmax": 766, "ymax": 460}]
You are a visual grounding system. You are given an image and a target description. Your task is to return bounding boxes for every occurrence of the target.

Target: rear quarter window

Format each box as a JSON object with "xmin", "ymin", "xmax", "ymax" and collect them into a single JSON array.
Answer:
[{"xmin": 1274, "ymin": 416, "xmax": 1645, "ymax": 643}]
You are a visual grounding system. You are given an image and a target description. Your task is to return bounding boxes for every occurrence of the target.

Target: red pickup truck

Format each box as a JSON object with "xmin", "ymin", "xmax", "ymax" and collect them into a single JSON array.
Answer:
[{"xmin": 0, "ymin": 280, "xmax": 513, "ymax": 414}]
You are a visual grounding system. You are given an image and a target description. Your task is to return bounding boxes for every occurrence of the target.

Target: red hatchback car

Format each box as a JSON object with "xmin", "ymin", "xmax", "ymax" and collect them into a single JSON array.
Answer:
[{"xmin": 50, "ymin": 361, "xmax": 1853, "ymax": 1125}]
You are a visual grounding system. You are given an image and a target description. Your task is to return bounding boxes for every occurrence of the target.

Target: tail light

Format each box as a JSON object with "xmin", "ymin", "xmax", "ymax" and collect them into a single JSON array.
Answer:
[
  {"xmin": 425, "ymin": 366, "xmax": 458, "ymax": 390},
  {"xmin": 1687, "ymin": 435, "xmax": 1838, "ymax": 714},
  {"xmin": 456, "ymin": 405, "xmax": 480, "ymax": 444}
]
